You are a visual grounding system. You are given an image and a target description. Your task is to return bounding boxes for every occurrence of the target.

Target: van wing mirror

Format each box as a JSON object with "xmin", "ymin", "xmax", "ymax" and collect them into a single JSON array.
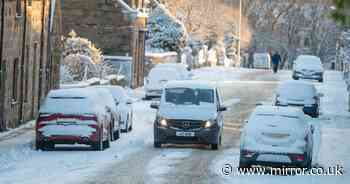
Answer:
[
  {"xmin": 218, "ymin": 106, "xmax": 227, "ymax": 112},
  {"xmin": 150, "ymin": 102, "xmax": 160, "ymax": 109}
]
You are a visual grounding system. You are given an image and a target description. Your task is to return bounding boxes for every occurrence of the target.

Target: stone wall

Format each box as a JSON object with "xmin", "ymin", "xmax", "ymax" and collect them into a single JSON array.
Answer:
[{"xmin": 0, "ymin": 0, "xmax": 61, "ymax": 131}]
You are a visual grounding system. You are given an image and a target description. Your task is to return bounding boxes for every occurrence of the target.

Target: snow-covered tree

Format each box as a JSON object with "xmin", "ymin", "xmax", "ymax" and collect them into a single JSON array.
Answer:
[
  {"xmin": 146, "ymin": 1, "xmax": 188, "ymax": 53},
  {"xmin": 61, "ymin": 30, "xmax": 111, "ymax": 82}
]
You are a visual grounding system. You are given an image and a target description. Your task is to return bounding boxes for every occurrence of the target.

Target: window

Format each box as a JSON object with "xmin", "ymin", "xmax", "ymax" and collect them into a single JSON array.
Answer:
[
  {"xmin": 28, "ymin": 0, "xmax": 32, "ymax": 7},
  {"xmin": 16, "ymin": 0, "xmax": 22, "ymax": 17},
  {"xmin": 13, "ymin": 58, "xmax": 19, "ymax": 101}
]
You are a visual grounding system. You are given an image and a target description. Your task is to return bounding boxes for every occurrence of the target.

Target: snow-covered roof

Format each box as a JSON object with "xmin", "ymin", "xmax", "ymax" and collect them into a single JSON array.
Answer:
[
  {"xmin": 165, "ymin": 81, "xmax": 216, "ymax": 90},
  {"xmin": 103, "ymin": 55, "xmax": 132, "ymax": 61},
  {"xmin": 277, "ymin": 80, "xmax": 316, "ymax": 99},
  {"xmin": 145, "ymin": 52, "xmax": 178, "ymax": 58},
  {"xmin": 91, "ymin": 85, "xmax": 127, "ymax": 100}
]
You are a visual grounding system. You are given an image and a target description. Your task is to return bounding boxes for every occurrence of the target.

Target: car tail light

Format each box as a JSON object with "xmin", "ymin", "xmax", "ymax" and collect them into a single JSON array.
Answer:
[
  {"xmin": 292, "ymin": 154, "xmax": 305, "ymax": 161},
  {"xmin": 36, "ymin": 113, "xmax": 57, "ymax": 130},
  {"xmin": 81, "ymin": 114, "xmax": 98, "ymax": 121},
  {"xmin": 242, "ymin": 150, "xmax": 255, "ymax": 158}
]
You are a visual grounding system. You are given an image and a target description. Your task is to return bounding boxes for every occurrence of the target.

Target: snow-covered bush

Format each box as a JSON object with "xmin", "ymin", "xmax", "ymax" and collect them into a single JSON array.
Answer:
[
  {"xmin": 61, "ymin": 30, "xmax": 112, "ymax": 82},
  {"xmin": 146, "ymin": 1, "xmax": 188, "ymax": 53}
]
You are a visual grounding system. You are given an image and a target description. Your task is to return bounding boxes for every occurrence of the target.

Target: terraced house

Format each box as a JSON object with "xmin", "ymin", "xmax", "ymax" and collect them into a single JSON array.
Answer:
[{"xmin": 0, "ymin": 0, "xmax": 62, "ymax": 131}]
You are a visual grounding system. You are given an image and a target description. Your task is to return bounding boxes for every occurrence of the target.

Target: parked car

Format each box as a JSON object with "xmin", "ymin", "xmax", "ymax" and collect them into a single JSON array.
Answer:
[
  {"xmin": 293, "ymin": 55, "xmax": 324, "ymax": 82},
  {"xmin": 88, "ymin": 87, "xmax": 121, "ymax": 140},
  {"xmin": 144, "ymin": 66, "xmax": 191, "ymax": 99},
  {"xmin": 150, "ymin": 81, "xmax": 227, "ymax": 150},
  {"xmin": 275, "ymin": 80, "xmax": 323, "ymax": 118},
  {"xmin": 36, "ymin": 88, "xmax": 115, "ymax": 151},
  {"xmin": 239, "ymin": 105, "xmax": 314, "ymax": 169},
  {"xmin": 253, "ymin": 53, "xmax": 271, "ymax": 69},
  {"xmin": 93, "ymin": 85, "xmax": 134, "ymax": 132}
]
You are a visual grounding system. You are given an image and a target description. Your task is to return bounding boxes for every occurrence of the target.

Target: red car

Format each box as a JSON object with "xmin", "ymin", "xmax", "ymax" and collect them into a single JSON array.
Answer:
[{"xmin": 36, "ymin": 88, "xmax": 114, "ymax": 151}]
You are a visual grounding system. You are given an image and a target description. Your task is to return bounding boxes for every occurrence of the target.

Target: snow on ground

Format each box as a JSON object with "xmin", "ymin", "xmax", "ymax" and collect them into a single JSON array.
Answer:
[
  {"xmin": 146, "ymin": 149, "xmax": 193, "ymax": 184},
  {"xmin": 210, "ymin": 71, "xmax": 350, "ymax": 184},
  {"xmin": 193, "ymin": 67, "xmax": 256, "ymax": 81},
  {"xmin": 0, "ymin": 98, "xmax": 157, "ymax": 184}
]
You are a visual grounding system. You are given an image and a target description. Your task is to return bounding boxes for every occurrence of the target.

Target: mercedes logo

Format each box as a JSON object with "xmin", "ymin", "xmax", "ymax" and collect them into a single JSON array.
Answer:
[{"xmin": 182, "ymin": 122, "xmax": 191, "ymax": 128}]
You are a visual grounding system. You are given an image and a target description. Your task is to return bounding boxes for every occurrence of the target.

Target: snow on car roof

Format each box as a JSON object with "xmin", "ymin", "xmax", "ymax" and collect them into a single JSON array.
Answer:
[
  {"xmin": 295, "ymin": 55, "xmax": 322, "ymax": 65},
  {"xmin": 277, "ymin": 80, "xmax": 316, "ymax": 97},
  {"xmin": 41, "ymin": 88, "xmax": 105, "ymax": 115},
  {"xmin": 254, "ymin": 105, "xmax": 304, "ymax": 117},
  {"xmin": 47, "ymin": 88, "xmax": 95, "ymax": 98},
  {"xmin": 165, "ymin": 80, "xmax": 216, "ymax": 89},
  {"xmin": 91, "ymin": 85, "xmax": 127, "ymax": 100}
]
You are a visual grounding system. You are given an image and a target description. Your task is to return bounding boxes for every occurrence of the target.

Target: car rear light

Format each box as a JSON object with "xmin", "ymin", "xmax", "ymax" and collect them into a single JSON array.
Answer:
[
  {"xmin": 81, "ymin": 114, "xmax": 98, "ymax": 121},
  {"xmin": 292, "ymin": 154, "xmax": 305, "ymax": 161},
  {"xmin": 242, "ymin": 150, "xmax": 255, "ymax": 158}
]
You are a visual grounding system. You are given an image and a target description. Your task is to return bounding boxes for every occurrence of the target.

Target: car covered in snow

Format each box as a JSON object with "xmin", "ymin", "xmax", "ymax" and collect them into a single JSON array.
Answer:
[
  {"xmin": 87, "ymin": 87, "xmax": 121, "ymax": 139},
  {"xmin": 150, "ymin": 81, "xmax": 227, "ymax": 150},
  {"xmin": 239, "ymin": 105, "xmax": 314, "ymax": 169},
  {"xmin": 253, "ymin": 53, "xmax": 271, "ymax": 69},
  {"xmin": 275, "ymin": 80, "xmax": 323, "ymax": 118},
  {"xmin": 92, "ymin": 85, "xmax": 134, "ymax": 132},
  {"xmin": 293, "ymin": 55, "xmax": 324, "ymax": 82},
  {"xmin": 144, "ymin": 65, "xmax": 192, "ymax": 99},
  {"xmin": 36, "ymin": 88, "xmax": 118, "ymax": 151}
]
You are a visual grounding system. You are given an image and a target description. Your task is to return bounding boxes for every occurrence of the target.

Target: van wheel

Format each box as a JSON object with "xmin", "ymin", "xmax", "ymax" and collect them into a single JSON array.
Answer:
[
  {"xmin": 211, "ymin": 144, "xmax": 219, "ymax": 150},
  {"xmin": 154, "ymin": 142, "xmax": 161, "ymax": 148}
]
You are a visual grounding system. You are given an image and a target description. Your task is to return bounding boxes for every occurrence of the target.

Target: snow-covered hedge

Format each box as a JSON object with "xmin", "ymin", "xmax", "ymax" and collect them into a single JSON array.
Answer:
[
  {"xmin": 146, "ymin": 1, "xmax": 188, "ymax": 53},
  {"xmin": 61, "ymin": 31, "xmax": 113, "ymax": 83}
]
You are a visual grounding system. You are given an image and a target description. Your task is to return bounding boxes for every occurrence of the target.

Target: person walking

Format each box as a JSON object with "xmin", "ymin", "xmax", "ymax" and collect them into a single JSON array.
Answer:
[
  {"xmin": 271, "ymin": 51, "xmax": 281, "ymax": 73},
  {"xmin": 248, "ymin": 51, "xmax": 254, "ymax": 68}
]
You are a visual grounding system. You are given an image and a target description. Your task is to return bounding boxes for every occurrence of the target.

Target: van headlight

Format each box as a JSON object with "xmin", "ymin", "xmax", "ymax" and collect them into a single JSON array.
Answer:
[
  {"xmin": 159, "ymin": 119, "xmax": 168, "ymax": 127},
  {"xmin": 204, "ymin": 120, "xmax": 216, "ymax": 128}
]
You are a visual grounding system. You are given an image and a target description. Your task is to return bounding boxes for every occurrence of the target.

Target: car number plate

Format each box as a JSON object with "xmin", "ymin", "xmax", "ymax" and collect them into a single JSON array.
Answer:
[{"xmin": 176, "ymin": 131, "xmax": 195, "ymax": 137}]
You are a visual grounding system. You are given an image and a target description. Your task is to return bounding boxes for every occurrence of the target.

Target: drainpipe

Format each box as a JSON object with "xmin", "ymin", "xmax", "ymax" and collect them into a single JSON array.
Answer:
[
  {"xmin": 0, "ymin": 0, "xmax": 5, "ymax": 131},
  {"xmin": 19, "ymin": 0, "xmax": 28, "ymax": 124}
]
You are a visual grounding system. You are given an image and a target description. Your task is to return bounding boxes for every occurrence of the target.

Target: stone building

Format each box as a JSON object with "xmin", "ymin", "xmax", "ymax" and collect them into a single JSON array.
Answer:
[
  {"xmin": 0, "ymin": 0, "xmax": 62, "ymax": 131},
  {"xmin": 61, "ymin": 0, "xmax": 147, "ymax": 88}
]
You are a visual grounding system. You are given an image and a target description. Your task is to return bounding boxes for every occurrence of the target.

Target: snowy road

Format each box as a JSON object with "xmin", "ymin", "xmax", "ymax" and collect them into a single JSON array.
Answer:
[{"xmin": 0, "ymin": 68, "xmax": 349, "ymax": 184}]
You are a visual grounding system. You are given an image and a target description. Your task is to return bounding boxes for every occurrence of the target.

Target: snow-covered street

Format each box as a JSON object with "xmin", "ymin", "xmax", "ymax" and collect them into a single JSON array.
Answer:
[{"xmin": 0, "ymin": 68, "xmax": 349, "ymax": 184}]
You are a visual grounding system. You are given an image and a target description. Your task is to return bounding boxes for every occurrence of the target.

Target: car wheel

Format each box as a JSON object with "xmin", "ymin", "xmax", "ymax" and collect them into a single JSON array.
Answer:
[
  {"xmin": 103, "ymin": 132, "xmax": 110, "ymax": 149},
  {"xmin": 40, "ymin": 142, "xmax": 54, "ymax": 151},
  {"xmin": 293, "ymin": 76, "xmax": 299, "ymax": 80},
  {"xmin": 35, "ymin": 141, "xmax": 42, "ymax": 150},
  {"xmin": 110, "ymin": 123, "xmax": 115, "ymax": 142},
  {"xmin": 154, "ymin": 141, "xmax": 161, "ymax": 148},
  {"xmin": 128, "ymin": 113, "xmax": 133, "ymax": 132},
  {"xmin": 92, "ymin": 128, "xmax": 104, "ymax": 151},
  {"xmin": 238, "ymin": 159, "xmax": 251, "ymax": 169},
  {"xmin": 144, "ymin": 95, "xmax": 151, "ymax": 100},
  {"xmin": 319, "ymin": 78, "xmax": 324, "ymax": 83},
  {"xmin": 115, "ymin": 128, "xmax": 121, "ymax": 139}
]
